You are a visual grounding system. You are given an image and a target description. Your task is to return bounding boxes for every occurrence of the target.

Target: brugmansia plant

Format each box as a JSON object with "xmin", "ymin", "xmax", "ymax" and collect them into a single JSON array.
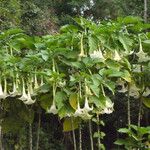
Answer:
[{"xmin": 0, "ymin": 16, "xmax": 150, "ymax": 149}]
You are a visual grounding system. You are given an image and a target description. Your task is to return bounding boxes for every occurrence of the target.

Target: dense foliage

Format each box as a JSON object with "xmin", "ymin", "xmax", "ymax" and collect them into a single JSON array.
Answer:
[{"xmin": 0, "ymin": 16, "xmax": 150, "ymax": 149}]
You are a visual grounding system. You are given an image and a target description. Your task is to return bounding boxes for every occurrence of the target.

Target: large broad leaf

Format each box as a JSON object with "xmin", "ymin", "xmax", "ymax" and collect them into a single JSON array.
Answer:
[
  {"xmin": 58, "ymin": 103, "xmax": 74, "ymax": 119},
  {"xmin": 114, "ymin": 139, "xmax": 127, "ymax": 145},
  {"xmin": 102, "ymin": 80, "xmax": 116, "ymax": 94},
  {"xmin": 119, "ymin": 34, "xmax": 133, "ymax": 52},
  {"xmin": 63, "ymin": 117, "xmax": 79, "ymax": 132},
  {"xmin": 69, "ymin": 93, "xmax": 78, "ymax": 110},
  {"xmin": 118, "ymin": 128, "xmax": 130, "ymax": 133},
  {"xmin": 39, "ymin": 94, "xmax": 52, "ymax": 110},
  {"xmin": 121, "ymin": 70, "xmax": 131, "ymax": 82},
  {"xmin": 89, "ymin": 84, "xmax": 100, "ymax": 97},
  {"xmin": 105, "ymin": 59, "xmax": 121, "ymax": 71},
  {"xmin": 142, "ymin": 97, "xmax": 150, "ymax": 108},
  {"xmin": 55, "ymin": 91, "xmax": 67, "ymax": 110},
  {"xmin": 90, "ymin": 95, "xmax": 106, "ymax": 108},
  {"xmin": 60, "ymin": 25, "xmax": 79, "ymax": 33},
  {"xmin": 88, "ymin": 35, "xmax": 98, "ymax": 53}
]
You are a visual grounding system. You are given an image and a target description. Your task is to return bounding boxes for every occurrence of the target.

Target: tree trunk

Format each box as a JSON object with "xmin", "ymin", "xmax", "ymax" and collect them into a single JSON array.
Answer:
[
  {"xmin": 144, "ymin": 0, "xmax": 147, "ymax": 23},
  {"xmin": 29, "ymin": 123, "xmax": 33, "ymax": 150},
  {"xmin": 35, "ymin": 113, "xmax": 41, "ymax": 150}
]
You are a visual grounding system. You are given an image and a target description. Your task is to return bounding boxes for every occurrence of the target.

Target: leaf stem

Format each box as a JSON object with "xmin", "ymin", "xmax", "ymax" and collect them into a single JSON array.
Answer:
[
  {"xmin": 97, "ymin": 115, "xmax": 101, "ymax": 150},
  {"xmin": 89, "ymin": 120, "xmax": 94, "ymax": 150},
  {"xmin": 71, "ymin": 118, "xmax": 77, "ymax": 150}
]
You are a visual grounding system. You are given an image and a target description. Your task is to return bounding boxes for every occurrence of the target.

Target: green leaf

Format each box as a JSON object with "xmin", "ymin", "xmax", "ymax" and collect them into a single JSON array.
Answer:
[
  {"xmin": 142, "ymin": 97, "xmax": 150, "ymax": 108},
  {"xmin": 69, "ymin": 93, "xmax": 78, "ymax": 110},
  {"xmin": 39, "ymin": 94, "xmax": 52, "ymax": 110},
  {"xmin": 88, "ymin": 35, "xmax": 98, "ymax": 53},
  {"xmin": 114, "ymin": 139, "xmax": 127, "ymax": 145},
  {"xmin": 63, "ymin": 117, "xmax": 79, "ymax": 132},
  {"xmin": 119, "ymin": 34, "xmax": 133, "ymax": 52},
  {"xmin": 102, "ymin": 80, "xmax": 115, "ymax": 94},
  {"xmin": 105, "ymin": 59, "xmax": 121, "ymax": 71},
  {"xmin": 121, "ymin": 70, "xmax": 131, "ymax": 82},
  {"xmin": 118, "ymin": 128, "xmax": 130, "ymax": 133},
  {"xmin": 55, "ymin": 91, "xmax": 67, "ymax": 110}
]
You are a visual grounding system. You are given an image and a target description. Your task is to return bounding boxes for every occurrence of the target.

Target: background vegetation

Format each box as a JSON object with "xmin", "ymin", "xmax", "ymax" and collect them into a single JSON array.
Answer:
[{"xmin": 0, "ymin": 0, "xmax": 150, "ymax": 150}]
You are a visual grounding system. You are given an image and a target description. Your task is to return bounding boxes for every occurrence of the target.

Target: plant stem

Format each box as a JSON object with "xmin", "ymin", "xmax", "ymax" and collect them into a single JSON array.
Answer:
[
  {"xmin": 138, "ymin": 65, "xmax": 144, "ymax": 127},
  {"xmin": 127, "ymin": 83, "xmax": 131, "ymax": 128},
  {"xmin": 79, "ymin": 123, "xmax": 82, "ymax": 150},
  {"xmin": 89, "ymin": 120, "xmax": 94, "ymax": 150},
  {"xmin": 29, "ymin": 123, "xmax": 33, "ymax": 150},
  {"xmin": 0, "ymin": 124, "xmax": 3, "ymax": 150},
  {"xmin": 144, "ymin": 0, "xmax": 147, "ymax": 23},
  {"xmin": 71, "ymin": 118, "xmax": 77, "ymax": 150},
  {"xmin": 35, "ymin": 113, "xmax": 41, "ymax": 150},
  {"xmin": 138, "ymin": 99, "xmax": 142, "ymax": 127},
  {"xmin": 97, "ymin": 115, "xmax": 101, "ymax": 150}
]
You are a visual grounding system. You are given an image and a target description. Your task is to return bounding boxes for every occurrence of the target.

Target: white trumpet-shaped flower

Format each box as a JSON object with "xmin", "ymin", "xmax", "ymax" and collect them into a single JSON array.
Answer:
[
  {"xmin": 129, "ymin": 83, "xmax": 140, "ymax": 99},
  {"xmin": 0, "ymin": 78, "xmax": 8, "ymax": 99},
  {"xmin": 101, "ymin": 99, "xmax": 114, "ymax": 114},
  {"xmin": 74, "ymin": 102, "xmax": 84, "ymax": 117},
  {"xmin": 29, "ymin": 81, "xmax": 35, "ymax": 96},
  {"xmin": 40, "ymin": 76, "xmax": 44, "ymax": 86},
  {"xmin": 23, "ymin": 85, "xmax": 36, "ymax": 105},
  {"xmin": 90, "ymin": 49, "xmax": 105, "ymax": 60},
  {"xmin": 117, "ymin": 79, "xmax": 128, "ymax": 93},
  {"xmin": 9, "ymin": 78, "xmax": 21, "ymax": 97},
  {"xmin": 79, "ymin": 50, "xmax": 86, "ymax": 57},
  {"xmin": 18, "ymin": 79, "xmax": 28, "ymax": 101},
  {"xmin": 83, "ymin": 97, "xmax": 93, "ymax": 112},
  {"xmin": 143, "ymin": 87, "xmax": 150, "ymax": 97},
  {"xmin": 114, "ymin": 50, "xmax": 121, "ymax": 61},
  {"xmin": 136, "ymin": 40, "xmax": 150, "ymax": 62},
  {"xmin": 74, "ymin": 100, "xmax": 93, "ymax": 120},
  {"xmin": 85, "ymin": 85, "xmax": 93, "ymax": 96},
  {"xmin": 34, "ymin": 74, "xmax": 39, "ymax": 89},
  {"xmin": 47, "ymin": 101, "xmax": 58, "ymax": 114}
]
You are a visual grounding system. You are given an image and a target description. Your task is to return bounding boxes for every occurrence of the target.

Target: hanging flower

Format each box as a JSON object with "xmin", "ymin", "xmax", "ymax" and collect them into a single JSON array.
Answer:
[
  {"xmin": 34, "ymin": 74, "xmax": 39, "ymax": 89},
  {"xmin": 117, "ymin": 79, "xmax": 128, "ymax": 93},
  {"xmin": 9, "ymin": 78, "xmax": 21, "ymax": 97},
  {"xmin": 47, "ymin": 101, "xmax": 58, "ymax": 114},
  {"xmin": 90, "ymin": 49, "xmax": 105, "ymax": 60},
  {"xmin": 114, "ymin": 50, "xmax": 121, "ymax": 61},
  {"xmin": 78, "ymin": 33, "xmax": 86, "ymax": 57},
  {"xmin": 79, "ymin": 50, "xmax": 86, "ymax": 57},
  {"xmin": 74, "ymin": 101, "xmax": 84, "ymax": 117},
  {"xmin": 0, "ymin": 78, "xmax": 8, "ymax": 99},
  {"xmin": 18, "ymin": 78, "xmax": 28, "ymax": 101},
  {"xmin": 136, "ymin": 40, "xmax": 149, "ymax": 62},
  {"xmin": 74, "ymin": 100, "xmax": 93, "ymax": 120},
  {"xmin": 40, "ymin": 76, "xmax": 44, "ymax": 86},
  {"xmin": 23, "ymin": 85, "xmax": 36, "ymax": 105},
  {"xmin": 129, "ymin": 83, "xmax": 140, "ymax": 99},
  {"xmin": 100, "ymin": 99, "xmax": 114, "ymax": 114},
  {"xmin": 83, "ymin": 97, "xmax": 93, "ymax": 112},
  {"xmin": 85, "ymin": 85, "xmax": 93, "ymax": 96}
]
